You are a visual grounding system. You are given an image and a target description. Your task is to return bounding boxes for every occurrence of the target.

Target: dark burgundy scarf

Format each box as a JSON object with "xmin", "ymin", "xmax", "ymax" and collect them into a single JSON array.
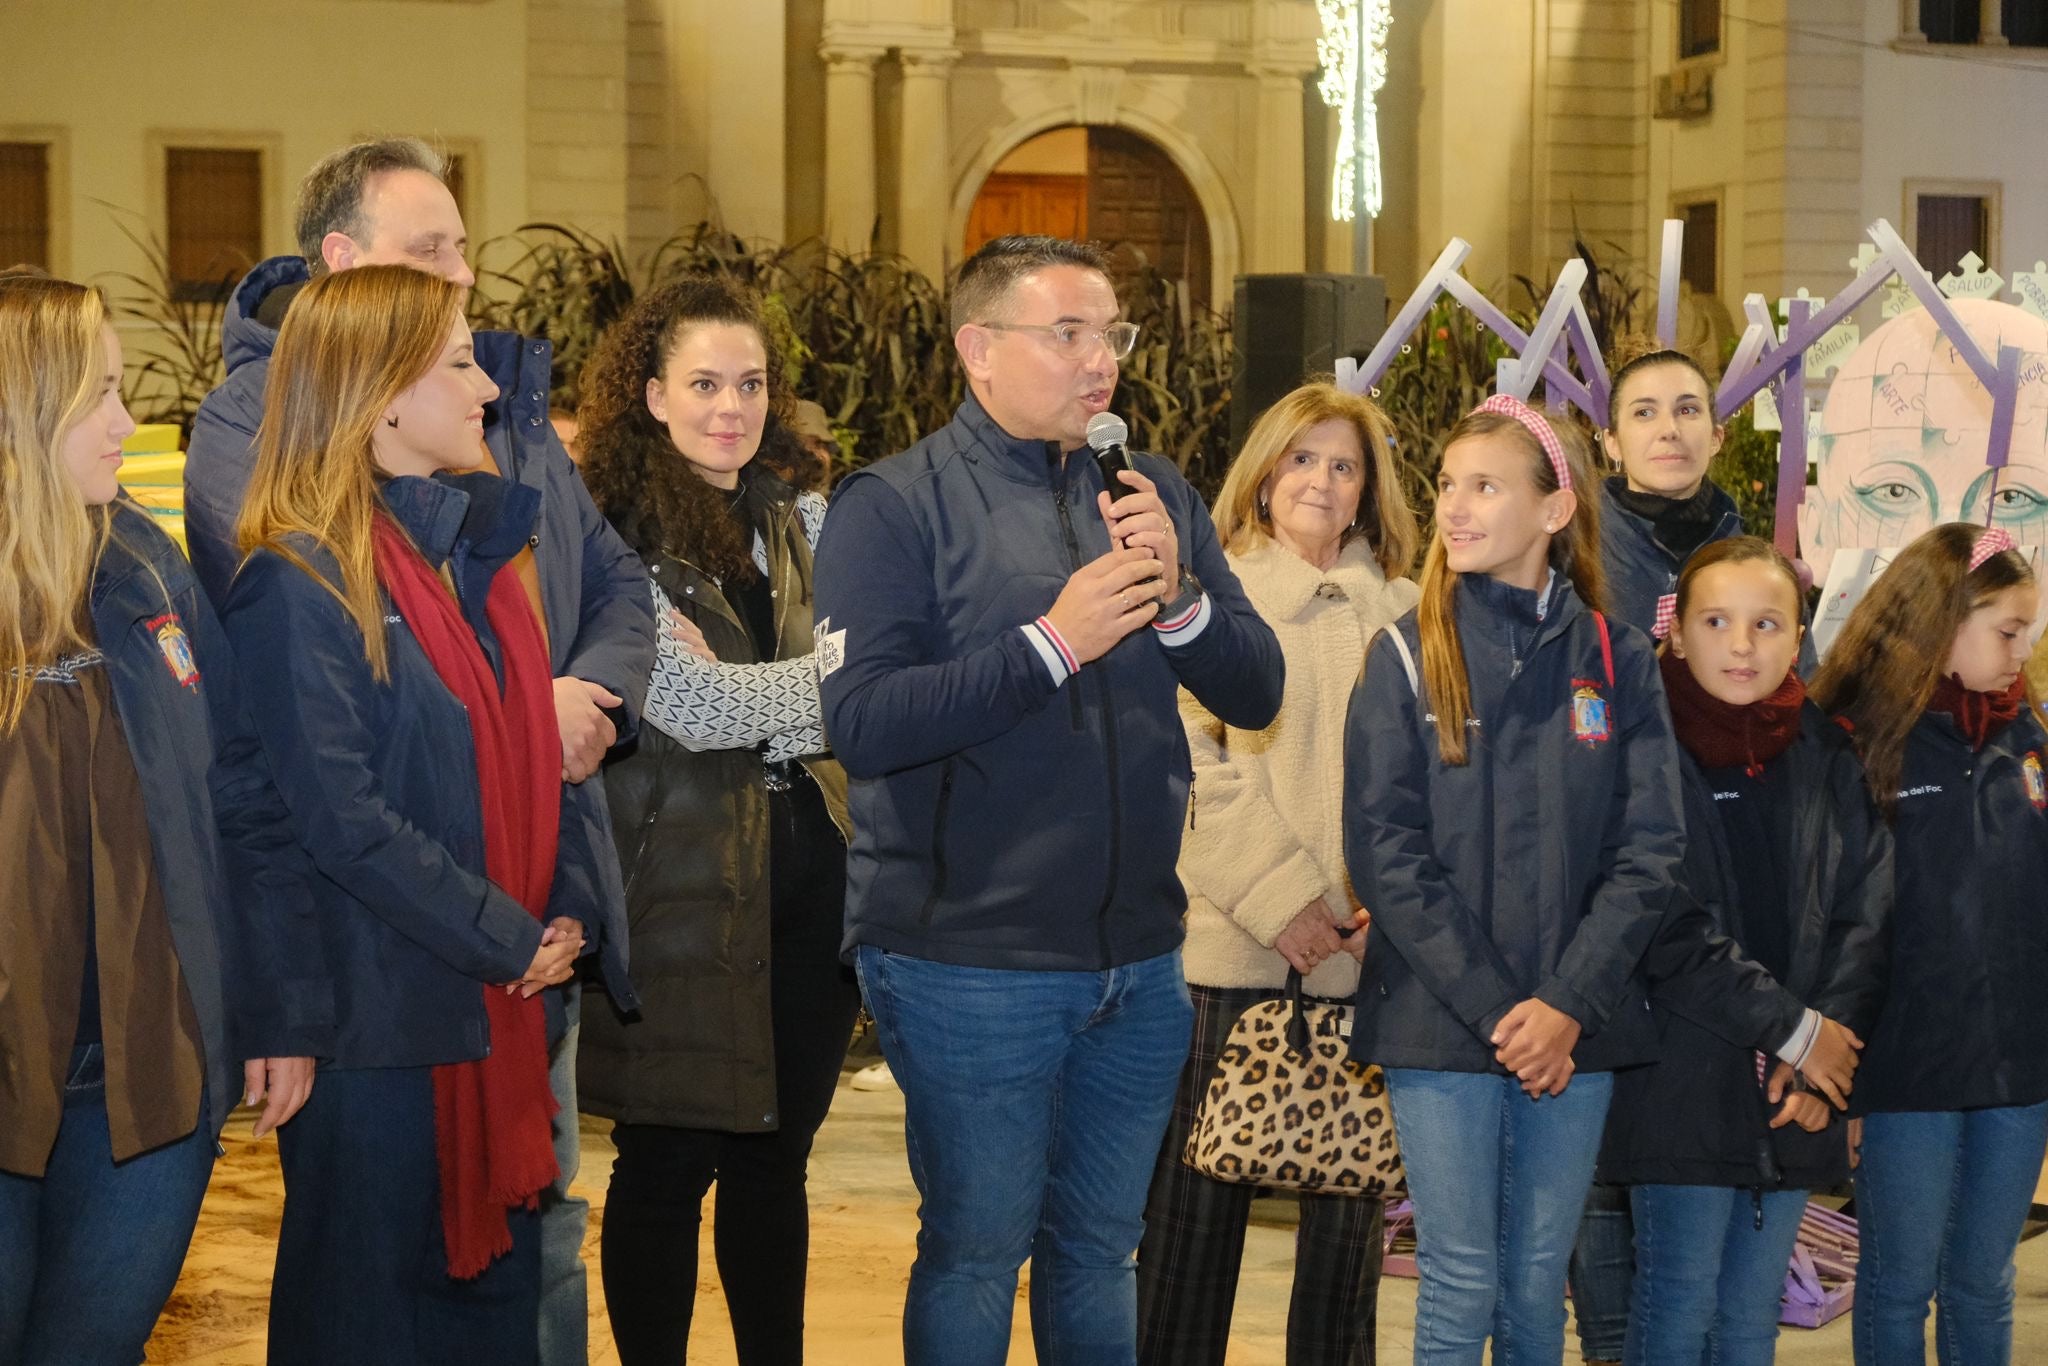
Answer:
[
  {"xmin": 1927, "ymin": 672, "xmax": 2026, "ymax": 750},
  {"xmin": 1659, "ymin": 648, "xmax": 1805, "ymax": 777},
  {"xmin": 372, "ymin": 514, "xmax": 561, "ymax": 1280}
]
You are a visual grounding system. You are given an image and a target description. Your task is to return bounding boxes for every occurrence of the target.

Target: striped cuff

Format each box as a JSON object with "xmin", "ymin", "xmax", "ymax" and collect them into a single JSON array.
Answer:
[
  {"xmin": 1151, "ymin": 591, "xmax": 1211, "ymax": 646},
  {"xmin": 1776, "ymin": 1008, "xmax": 1822, "ymax": 1068},
  {"xmin": 1021, "ymin": 618, "xmax": 1078, "ymax": 686}
]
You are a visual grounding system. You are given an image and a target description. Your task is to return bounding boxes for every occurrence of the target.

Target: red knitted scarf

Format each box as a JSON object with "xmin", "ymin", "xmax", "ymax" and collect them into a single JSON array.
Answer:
[
  {"xmin": 1659, "ymin": 648, "xmax": 1805, "ymax": 777},
  {"xmin": 372, "ymin": 514, "xmax": 561, "ymax": 1280},
  {"xmin": 1927, "ymin": 672, "xmax": 2025, "ymax": 750}
]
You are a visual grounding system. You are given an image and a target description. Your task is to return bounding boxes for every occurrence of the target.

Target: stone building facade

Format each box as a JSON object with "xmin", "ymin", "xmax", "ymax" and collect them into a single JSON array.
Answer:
[{"xmin": 3, "ymin": 0, "xmax": 2041, "ymax": 326}]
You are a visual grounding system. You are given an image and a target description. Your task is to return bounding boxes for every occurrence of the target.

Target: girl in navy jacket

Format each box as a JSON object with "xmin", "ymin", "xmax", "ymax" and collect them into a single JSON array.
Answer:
[
  {"xmin": 1343, "ymin": 394, "xmax": 1685, "ymax": 1364},
  {"xmin": 1812, "ymin": 522, "xmax": 2048, "ymax": 1366},
  {"xmin": 0, "ymin": 271, "xmax": 311, "ymax": 1366},
  {"xmin": 1598, "ymin": 536, "xmax": 1891, "ymax": 1365}
]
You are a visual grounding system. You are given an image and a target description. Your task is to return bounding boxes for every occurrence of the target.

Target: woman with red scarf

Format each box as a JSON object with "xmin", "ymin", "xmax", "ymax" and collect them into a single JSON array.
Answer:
[
  {"xmin": 1596, "ymin": 536, "xmax": 1890, "ymax": 1364},
  {"xmin": 1813, "ymin": 522, "xmax": 2048, "ymax": 1366},
  {"xmin": 222, "ymin": 265, "xmax": 588, "ymax": 1365}
]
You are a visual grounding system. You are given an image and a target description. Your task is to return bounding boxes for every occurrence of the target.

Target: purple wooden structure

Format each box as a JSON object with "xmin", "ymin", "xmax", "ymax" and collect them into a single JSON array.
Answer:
[{"xmin": 1339, "ymin": 217, "xmax": 2028, "ymax": 562}]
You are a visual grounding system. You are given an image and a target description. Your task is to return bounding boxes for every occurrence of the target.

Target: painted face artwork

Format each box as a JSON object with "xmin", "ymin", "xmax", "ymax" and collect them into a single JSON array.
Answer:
[{"xmin": 1800, "ymin": 298, "xmax": 2048, "ymax": 582}]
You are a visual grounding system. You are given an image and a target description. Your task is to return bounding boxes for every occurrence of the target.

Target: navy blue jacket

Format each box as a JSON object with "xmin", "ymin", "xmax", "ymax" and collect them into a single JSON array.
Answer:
[
  {"xmin": 1601, "ymin": 707, "xmax": 1892, "ymax": 1189},
  {"xmin": 91, "ymin": 501, "xmax": 315, "ymax": 1136},
  {"xmin": 187, "ymin": 255, "xmax": 654, "ymax": 999},
  {"xmin": 1597, "ymin": 477, "xmax": 1743, "ymax": 638},
  {"xmin": 220, "ymin": 474, "xmax": 638, "ymax": 1069},
  {"xmin": 1342, "ymin": 574, "xmax": 1684, "ymax": 1072},
  {"xmin": 814, "ymin": 394, "xmax": 1285, "ymax": 971},
  {"xmin": 1854, "ymin": 707, "xmax": 2048, "ymax": 1115}
]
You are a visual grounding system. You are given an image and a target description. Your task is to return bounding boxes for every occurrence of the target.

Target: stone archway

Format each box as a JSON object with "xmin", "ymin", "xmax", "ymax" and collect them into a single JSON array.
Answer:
[{"xmin": 951, "ymin": 109, "xmax": 1241, "ymax": 310}]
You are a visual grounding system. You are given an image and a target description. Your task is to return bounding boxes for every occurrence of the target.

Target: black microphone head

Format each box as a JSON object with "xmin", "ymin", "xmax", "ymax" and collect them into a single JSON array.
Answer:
[{"xmin": 1086, "ymin": 412, "xmax": 1129, "ymax": 452}]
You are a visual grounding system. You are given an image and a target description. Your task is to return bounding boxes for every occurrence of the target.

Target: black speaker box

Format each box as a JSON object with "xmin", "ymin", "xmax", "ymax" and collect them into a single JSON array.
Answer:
[{"xmin": 1229, "ymin": 273, "xmax": 1387, "ymax": 453}]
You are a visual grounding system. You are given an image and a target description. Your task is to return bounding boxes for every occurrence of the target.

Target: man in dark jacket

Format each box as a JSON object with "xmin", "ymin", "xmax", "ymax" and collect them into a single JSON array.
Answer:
[
  {"xmin": 182, "ymin": 138, "xmax": 653, "ymax": 1366},
  {"xmin": 814, "ymin": 235, "xmax": 1284, "ymax": 1363}
]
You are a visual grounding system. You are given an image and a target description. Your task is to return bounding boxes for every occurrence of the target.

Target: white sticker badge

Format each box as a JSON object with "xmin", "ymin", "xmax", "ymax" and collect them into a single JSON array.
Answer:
[{"xmin": 815, "ymin": 617, "xmax": 847, "ymax": 680}]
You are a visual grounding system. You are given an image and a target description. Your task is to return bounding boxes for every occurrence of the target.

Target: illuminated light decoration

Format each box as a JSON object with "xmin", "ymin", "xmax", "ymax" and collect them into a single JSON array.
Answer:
[{"xmin": 1316, "ymin": 0, "xmax": 1392, "ymax": 221}]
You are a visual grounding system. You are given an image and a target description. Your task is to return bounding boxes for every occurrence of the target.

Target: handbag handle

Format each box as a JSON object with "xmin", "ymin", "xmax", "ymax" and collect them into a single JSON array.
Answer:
[{"xmin": 1284, "ymin": 968, "xmax": 1311, "ymax": 1054}]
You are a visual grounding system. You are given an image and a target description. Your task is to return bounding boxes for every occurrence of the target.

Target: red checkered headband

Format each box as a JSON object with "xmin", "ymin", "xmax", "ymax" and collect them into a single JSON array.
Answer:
[
  {"xmin": 1969, "ymin": 526, "xmax": 2016, "ymax": 572},
  {"xmin": 1475, "ymin": 394, "xmax": 1573, "ymax": 493}
]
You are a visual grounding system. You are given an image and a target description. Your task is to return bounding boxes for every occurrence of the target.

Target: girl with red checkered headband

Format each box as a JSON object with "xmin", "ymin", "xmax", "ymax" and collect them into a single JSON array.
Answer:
[
  {"xmin": 1811, "ymin": 522, "xmax": 2048, "ymax": 1365},
  {"xmin": 1598, "ymin": 536, "xmax": 1889, "ymax": 1365},
  {"xmin": 1343, "ymin": 395, "xmax": 1686, "ymax": 1364}
]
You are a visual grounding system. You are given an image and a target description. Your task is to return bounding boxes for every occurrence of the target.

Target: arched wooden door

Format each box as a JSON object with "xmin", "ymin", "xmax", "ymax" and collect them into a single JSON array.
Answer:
[{"xmin": 964, "ymin": 124, "xmax": 1212, "ymax": 308}]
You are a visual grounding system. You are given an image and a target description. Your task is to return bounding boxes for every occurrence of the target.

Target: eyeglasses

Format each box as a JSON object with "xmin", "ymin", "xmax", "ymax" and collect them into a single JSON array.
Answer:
[{"xmin": 978, "ymin": 320, "xmax": 1141, "ymax": 360}]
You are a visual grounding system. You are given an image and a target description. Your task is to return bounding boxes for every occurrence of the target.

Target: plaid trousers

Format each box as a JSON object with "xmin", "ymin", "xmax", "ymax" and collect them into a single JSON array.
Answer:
[{"xmin": 1135, "ymin": 982, "xmax": 1384, "ymax": 1366}]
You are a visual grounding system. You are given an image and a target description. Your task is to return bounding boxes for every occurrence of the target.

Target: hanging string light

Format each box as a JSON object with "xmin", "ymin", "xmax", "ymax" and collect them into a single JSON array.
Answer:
[{"xmin": 1316, "ymin": 0, "xmax": 1392, "ymax": 221}]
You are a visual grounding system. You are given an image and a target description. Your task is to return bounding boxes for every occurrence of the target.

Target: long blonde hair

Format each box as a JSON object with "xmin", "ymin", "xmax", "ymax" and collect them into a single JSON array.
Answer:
[
  {"xmin": 0, "ymin": 272, "xmax": 117, "ymax": 733},
  {"xmin": 1416, "ymin": 407, "xmax": 1605, "ymax": 765},
  {"xmin": 1213, "ymin": 381, "xmax": 1419, "ymax": 578},
  {"xmin": 236, "ymin": 265, "xmax": 466, "ymax": 680}
]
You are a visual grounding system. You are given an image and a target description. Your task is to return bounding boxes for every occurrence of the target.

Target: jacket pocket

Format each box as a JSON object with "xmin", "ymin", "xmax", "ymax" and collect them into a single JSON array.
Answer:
[{"xmin": 917, "ymin": 758, "xmax": 957, "ymax": 927}]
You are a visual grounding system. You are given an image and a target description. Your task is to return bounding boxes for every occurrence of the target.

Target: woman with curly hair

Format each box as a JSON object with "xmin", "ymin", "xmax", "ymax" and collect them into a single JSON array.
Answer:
[{"xmin": 575, "ymin": 276, "xmax": 857, "ymax": 1365}]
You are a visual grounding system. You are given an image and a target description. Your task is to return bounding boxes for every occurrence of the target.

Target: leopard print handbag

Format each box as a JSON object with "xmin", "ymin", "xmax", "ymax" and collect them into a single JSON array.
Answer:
[{"xmin": 1183, "ymin": 970, "xmax": 1404, "ymax": 1196}]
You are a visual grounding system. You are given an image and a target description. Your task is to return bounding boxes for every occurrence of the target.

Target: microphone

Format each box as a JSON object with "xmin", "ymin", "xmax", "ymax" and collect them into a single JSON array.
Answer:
[
  {"xmin": 1086, "ymin": 413, "xmax": 1160, "ymax": 582},
  {"xmin": 1086, "ymin": 412, "xmax": 1136, "ymax": 497}
]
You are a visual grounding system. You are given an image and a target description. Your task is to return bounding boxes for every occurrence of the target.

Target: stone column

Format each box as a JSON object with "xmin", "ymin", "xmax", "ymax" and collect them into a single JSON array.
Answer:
[
  {"xmin": 1981, "ymin": 0, "xmax": 2008, "ymax": 43},
  {"xmin": 896, "ymin": 47, "xmax": 959, "ymax": 280},
  {"xmin": 1251, "ymin": 65, "xmax": 1308, "ymax": 273},
  {"xmin": 821, "ymin": 43, "xmax": 884, "ymax": 253}
]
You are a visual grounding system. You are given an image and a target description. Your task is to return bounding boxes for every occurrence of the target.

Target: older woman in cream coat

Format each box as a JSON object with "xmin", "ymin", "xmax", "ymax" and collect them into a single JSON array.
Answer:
[{"xmin": 1136, "ymin": 382, "xmax": 1420, "ymax": 1366}]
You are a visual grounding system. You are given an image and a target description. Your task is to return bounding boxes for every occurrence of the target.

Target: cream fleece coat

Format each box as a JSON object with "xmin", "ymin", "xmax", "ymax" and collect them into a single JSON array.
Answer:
[{"xmin": 1177, "ymin": 535, "xmax": 1420, "ymax": 997}]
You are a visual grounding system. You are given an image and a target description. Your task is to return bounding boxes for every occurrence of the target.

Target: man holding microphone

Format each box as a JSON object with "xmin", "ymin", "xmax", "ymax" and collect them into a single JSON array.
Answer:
[{"xmin": 814, "ymin": 234, "xmax": 1283, "ymax": 1364}]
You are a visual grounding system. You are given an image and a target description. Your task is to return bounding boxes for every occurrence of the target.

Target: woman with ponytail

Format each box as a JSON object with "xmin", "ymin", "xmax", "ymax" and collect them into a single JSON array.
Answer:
[
  {"xmin": 1597, "ymin": 536, "xmax": 1890, "ymax": 1365},
  {"xmin": 224, "ymin": 265, "xmax": 594, "ymax": 1365},
  {"xmin": 1341, "ymin": 395, "xmax": 1685, "ymax": 1364},
  {"xmin": 1812, "ymin": 522, "xmax": 2048, "ymax": 1366}
]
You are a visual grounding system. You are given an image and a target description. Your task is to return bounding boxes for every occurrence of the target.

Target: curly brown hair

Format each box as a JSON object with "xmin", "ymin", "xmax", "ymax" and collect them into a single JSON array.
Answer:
[{"xmin": 577, "ymin": 276, "xmax": 801, "ymax": 583}]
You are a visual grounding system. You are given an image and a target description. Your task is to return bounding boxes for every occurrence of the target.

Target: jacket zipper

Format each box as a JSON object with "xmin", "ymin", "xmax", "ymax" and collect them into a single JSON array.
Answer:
[
  {"xmin": 1048, "ymin": 446, "xmax": 1120, "ymax": 967},
  {"xmin": 1049, "ymin": 457, "xmax": 1086, "ymax": 732},
  {"xmin": 918, "ymin": 759, "xmax": 956, "ymax": 926}
]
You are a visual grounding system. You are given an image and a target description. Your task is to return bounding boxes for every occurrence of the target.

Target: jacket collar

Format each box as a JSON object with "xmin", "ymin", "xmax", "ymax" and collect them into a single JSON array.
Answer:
[
  {"xmin": 1233, "ymin": 534, "xmax": 1390, "ymax": 621},
  {"xmin": 378, "ymin": 470, "xmax": 539, "ymax": 580},
  {"xmin": 953, "ymin": 390, "xmax": 1082, "ymax": 488},
  {"xmin": 1456, "ymin": 568, "xmax": 1581, "ymax": 651},
  {"xmin": 91, "ymin": 500, "xmax": 181, "ymax": 615},
  {"xmin": 221, "ymin": 256, "xmax": 312, "ymax": 376},
  {"xmin": 1598, "ymin": 476, "xmax": 1742, "ymax": 561}
]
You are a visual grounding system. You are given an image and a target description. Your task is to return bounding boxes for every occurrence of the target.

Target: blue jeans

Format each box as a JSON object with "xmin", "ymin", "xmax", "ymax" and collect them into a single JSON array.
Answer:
[
  {"xmin": 0, "ymin": 1043, "xmax": 216, "ymax": 1366},
  {"xmin": 1383, "ymin": 1068, "xmax": 1614, "ymax": 1366},
  {"xmin": 1624, "ymin": 1184, "xmax": 1806, "ymax": 1366},
  {"xmin": 1569, "ymin": 1184, "xmax": 1634, "ymax": 1360},
  {"xmin": 1852, "ymin": 1102, "xmax": 2048, "ymax": 1366},
  {"xmin": 539, "ymin": 979, "xmax": 587, "ymax": 1366},
  {"xmin": 855, "ymin": 945, "xmax": 1194, "ymax": 1366}
]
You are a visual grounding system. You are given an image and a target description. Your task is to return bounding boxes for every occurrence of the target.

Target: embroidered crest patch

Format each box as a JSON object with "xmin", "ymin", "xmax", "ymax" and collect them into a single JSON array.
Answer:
[
  {"xmin": 1570, "ymin": 680, "xmax": 1611, "ymax": 745},
  {"xmin": 2025, "ymin": 752, "xmax": 2046, "ymax": 811},
  {"xmin": 147, "ymin": 612, "xmax": 200, "ymax": 689}
]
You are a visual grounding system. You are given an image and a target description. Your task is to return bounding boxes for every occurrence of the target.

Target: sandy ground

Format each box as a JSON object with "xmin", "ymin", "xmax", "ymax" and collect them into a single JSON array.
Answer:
[{"xmin": 146, "ymin": 1081, "xmax": 2048, "ymax": 1364}]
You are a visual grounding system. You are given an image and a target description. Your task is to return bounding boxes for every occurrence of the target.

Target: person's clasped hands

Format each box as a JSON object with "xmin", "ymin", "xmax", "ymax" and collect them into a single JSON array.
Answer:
[{"xmin": 506, "ymin": 916, "xmax": 586, "ymax": 998}]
